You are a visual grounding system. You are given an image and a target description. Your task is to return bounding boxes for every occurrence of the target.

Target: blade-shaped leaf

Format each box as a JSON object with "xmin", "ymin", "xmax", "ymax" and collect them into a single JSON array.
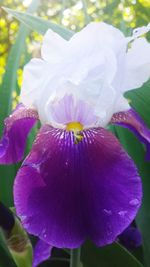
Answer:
[
  {"xmin": 1, "ymin": 1, "xmax": 41, "ymax": 129},
  {"xmin": 125, "ymin": 80, "xmax": 150, "ymax": 126},
  {"xmin": 0, "ymin": 231, "xmax": 17, "ymax": 267},
  {"xmin": 115, "ymin": 80, "xmax": 150, "ymax": 267},
  {"xmin": 114, "ymin": 126, "xmax": 150, "ymax": 267},
  {"xmin": 3, "ymin": 7, "xmax": 74, "ymax": 40},
  {"xmin": 0, "ymin": 0, "xmax": 41, "ymax": 207},
  {"xmin": 81, "ymin": 241, "xmax": 143, "ymax": 267}
]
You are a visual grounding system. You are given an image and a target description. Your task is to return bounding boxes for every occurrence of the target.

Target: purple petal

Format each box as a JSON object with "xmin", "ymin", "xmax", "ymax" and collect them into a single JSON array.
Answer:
[
  {"xmin": 110, "ymin": 109, "xmax": 150, "ymax": 160},
  {"xmin": 119, "ymin": 226, "xmax": 142, "ymax": 250},
  {"xmin": 0, "ymin": 104, "xmax": 38, "ymax": 164},
  {"xmin": 14, "ymin": 125, "xmax": 142, "ymax": 248},
  {"xmin": 33, "ymin": 239, "xmax": 53, "ymax": 267}
]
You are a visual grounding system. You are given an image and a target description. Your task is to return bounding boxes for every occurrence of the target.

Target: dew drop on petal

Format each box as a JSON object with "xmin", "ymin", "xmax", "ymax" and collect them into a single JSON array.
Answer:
[
  {"xmin": 129, "ymin": 198, "xmax": 139, "ymax": 206},
  {"xmin": 103, "ymin": 209, "xmax": 112, "ymax": 216},
  {"xmin": 21, "ymin": 215, "xmax": 27, "ymax": 221},
  {"xmin": 106, "ymin": 224, "xmax": 113, "ymax": 236},
  {"xmin": 130, "ymin": 176, "xmax": 141, "ymax": 182},
  {"xmin": 118, "ymin": 210, "xmax": 127, "ymax": 217},
  {"xmin": 42, "ymin": 229, "xmax": 47, "ymax": 239},
  {"xmin": 22, "ymin": 219, "xmax": 30, "ymax": 228},
  {"xmin": 65, "ymin": 160, "xmax": 69, "ymax": 166}
]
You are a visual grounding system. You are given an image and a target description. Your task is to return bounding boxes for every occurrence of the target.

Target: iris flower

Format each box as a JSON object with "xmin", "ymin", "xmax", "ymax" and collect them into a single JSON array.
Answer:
[{"xmin": 1, "ymin": 22, "xmax": 150, "ymax": 263}]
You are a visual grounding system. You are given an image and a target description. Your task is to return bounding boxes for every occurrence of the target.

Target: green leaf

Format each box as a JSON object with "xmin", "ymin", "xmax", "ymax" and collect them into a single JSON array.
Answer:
[
  {"xmin": 125, "ymin": 80, "xmax": 150, "ymax": 126},
  {"xmin": 81, "ymin": 241, "xmax": 143, "ymax": 267},
  {"xmin": 113, "ymin": 126, "xmax": 150, "ymax": 267},
  {"xmin": 1, "ymin": 1, "xmax": 41, "ymax": 129},
  {"xmin": 114, "ymin": 80, "xmax": 150, "ymax": 267},
  {"xmin": 0, "ymin": 231, "xmax": 17, "ymax": 267},
  {"xmin": 3, "ymin": 7, "xmax": 74, "ymax": 40},
  {"xmin": 0, "ymin": 0, "xmax": 41, "ymax": 206}
]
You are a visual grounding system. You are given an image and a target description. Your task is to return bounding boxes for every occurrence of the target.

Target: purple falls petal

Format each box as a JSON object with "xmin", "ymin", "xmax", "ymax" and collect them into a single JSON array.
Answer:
[
  {"xmin": 119, "ymin": 226, "xmax": 142, "ymax": 250},
  {"xmin": 33, "ymin": 239, "xmax": 53, "ymax": 267},
  {"xmin": 14, "ymin": 125, "xmax": 142, "ymax": 248},
  {"xmin": 0, "ymin": 104, "xmax": 38, "ymax": 164},
  {"xmin": 110, "ymin": 108, "xmax": 150, "ymax": 160}
]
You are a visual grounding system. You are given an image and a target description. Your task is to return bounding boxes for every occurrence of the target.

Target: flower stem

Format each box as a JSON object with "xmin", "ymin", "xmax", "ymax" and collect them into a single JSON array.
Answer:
[{"xmin": 70, "ymin": 248, "xmax": 81, "ymax": 267}]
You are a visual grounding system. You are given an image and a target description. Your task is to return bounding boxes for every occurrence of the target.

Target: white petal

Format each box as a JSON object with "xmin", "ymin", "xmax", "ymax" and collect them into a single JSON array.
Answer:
[
  {"xmin": 123, "ymin": 38, "xmax": 150, "ymax": 91},
  {"xmin": 94, "ymin": 85, "xmax": 117, "ymax": 127},
  {"xmin": 59, "ymin": 22, "xmax": 122, "ymax": 87},
  {"xmin": 64, "ymin": 22, "xmax": 125, "ymax": 95},
  {"xmin": 70, "ymin": 22, "xmax": 125, "ymax": 53},
  {"xmin": 20, "ymin": 58, "xmax": 58, "ymax": 108},
  {"xmin": 64, "ymin": 47, "xmax": 117, "ymax": 86},
  {"xmin": 113, "ymin": 95, "xmax": 130, "ymax": 114},
  {"xmin": 21, "ymin": 22, "xmax": 150, "ymax": 128},
  {"xmin": 41, "ymin": 29, "xmax": 68, "ymax": 63}
]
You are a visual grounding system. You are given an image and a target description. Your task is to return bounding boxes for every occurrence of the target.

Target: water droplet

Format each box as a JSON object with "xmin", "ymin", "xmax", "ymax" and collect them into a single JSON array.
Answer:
[
  {"xmin": 43, "ymin": 233, "xmax": 47, "ymax": 238},
  {"xmin": 129, "ymin": 198, "xmax": 139, "ymax": 206},
  {"xmin": 30, "ymin": 163, "xmax": 40, "ymax": 173},
  {"xmin": 103, "ymin": 209, "xmax": 112, "ymax": 216},
  {"xmin": 42, "ymin": 229, "xmax": 47, "ymax": 239},
  {"xmin": 131, "ymin": 176, "xmax": 140, "ymax": 182},
  {"xmin": 118, "ymin": 210, "xmax": 127, "ymax": 217},
  {"xmin": 21, "ymin": 215, "xmax": 27, "ymax": 221},
  {"xmin": 22, "ymin": 219, "xmax": 30, "ymax": 228},
  {"xmin": 65, "ymin": 160, "xmax": 69, "ymax": 166},
  {"xmin": 106, "ymin": 224, "xmax": 113, "ymax": 236}
]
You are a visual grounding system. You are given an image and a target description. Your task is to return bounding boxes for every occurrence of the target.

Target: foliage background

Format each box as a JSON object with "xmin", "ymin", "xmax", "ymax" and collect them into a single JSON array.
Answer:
[{"xmin": 1, "ymin": 0, "xmax": 150, "ymax": 267}]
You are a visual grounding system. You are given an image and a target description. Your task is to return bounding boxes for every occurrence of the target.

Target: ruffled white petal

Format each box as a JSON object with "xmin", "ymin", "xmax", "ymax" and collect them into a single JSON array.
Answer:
[
  {"xmin": 20, "ymin": 58, "xmax": 48, "ymax": 108},
  {"xmin": 63, "ymin": 46, "xmax": 117, "ymax": 87},
  {"xmin": 113, "ymin": 95, "xmax": 130, "ymax": 114},
  {"xmin": 21, "ymin": 22, "xmax": 150, "ymax": 128},
  {"xmin": 41, "ymin": 29, "xmax": 68, "ymax": 63},
  {"xmin": 69, "ymin": 22, "xmax": 125, "ymax": 53},
  {"xmin": 20, "ymin": 58, "xmax": 62, "ymax": 110},
  {"xmin": 123, "ymin": 38, "xmax": 150, "ymax": 91}
]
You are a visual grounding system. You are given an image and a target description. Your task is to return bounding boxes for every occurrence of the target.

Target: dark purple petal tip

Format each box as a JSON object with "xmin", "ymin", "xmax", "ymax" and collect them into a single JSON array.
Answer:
[
  {"xmin": 14, "ymin": 125, "xmax": 142, "ymax": 248},
  {"xmin": 111, "ymin": 109, "xmax": 150, "ymax": 160},
  {"xmin": 33, "ymin": 239, "xmax": 53, "ymax": 267},
  {"xmin": 119, "ymin": 226, "xmax": 142, "ymax": 250},
  {"xmin": 0, "ymin": 104, "xmax": 38, "ymax": 164}
]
